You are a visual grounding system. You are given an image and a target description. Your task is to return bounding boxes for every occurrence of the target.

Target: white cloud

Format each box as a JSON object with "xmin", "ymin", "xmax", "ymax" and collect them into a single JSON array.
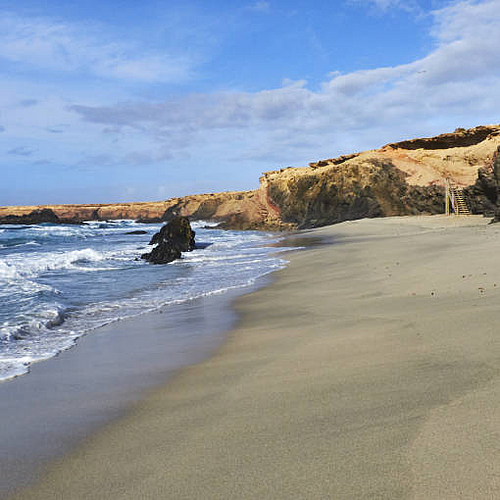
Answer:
[
  {"xmin": 431, "ymin": 0, "xmax": 499, "ymax": 43},
  {"xmin": 3, "ymin": 1, "xmax": 500, "ymax": 179},
  {"xmin": 65, "ymin": 0, "xmax": 500, "ymax": 165},
  {"xmin": 0, "ymin": 12, "xmax": 196, "ymax": 83}
]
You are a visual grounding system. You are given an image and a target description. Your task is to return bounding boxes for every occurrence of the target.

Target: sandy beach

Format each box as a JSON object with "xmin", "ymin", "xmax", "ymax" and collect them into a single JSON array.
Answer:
[{"xmin": 9, "ymin": 215, "xmax": 500, "ymax": 499}]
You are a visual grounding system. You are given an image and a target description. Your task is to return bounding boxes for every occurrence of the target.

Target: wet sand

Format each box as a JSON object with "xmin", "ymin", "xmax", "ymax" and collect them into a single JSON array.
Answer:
[
  {"xmin": 10, "ymin": 215, "xmax": 500, "ymax": 499},
  {"xmin": 0, "ymin": 290, "xmax": 241, "ymax": 498}
]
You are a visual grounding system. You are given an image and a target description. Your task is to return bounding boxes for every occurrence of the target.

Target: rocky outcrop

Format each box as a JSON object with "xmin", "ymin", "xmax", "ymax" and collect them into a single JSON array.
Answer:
[
  {"xmin": 0, "ymin": 208, "xmax": 81, "ymax": 225},
  {"xmin": 491, "ymin": 147, "xmax": 500, "ymax": 222},
  {"xmin": 0, "ymin": 201, "xmax": 178, "ymax": 222},
  {"xmin": 383, "ymin": 126, "xmax": 499, "ymax": 151},
  {"xmin": 308, "ymin": 153, "xmax": 360, "ymax": 169},
  {"xmin": 260, "ymin": 159, "xmax": 445, "ymax": 229},
  {"xmin": 463, "ymin": 167, "xmax": 498, "ymax": 215},
  {"xmin": 141, "ymin": 217, "xmax": 196, "ymax": 264},
  {"xmin": 256, "ymin": 124, "xmax": 500, "ymax": 228},
  {"xmin": 148, "ymin": 217, "xmax": 196, "ymax": 250},
  {"xmin": 465, "ymin": 146, "xmax": 500, "ymax": 222}
]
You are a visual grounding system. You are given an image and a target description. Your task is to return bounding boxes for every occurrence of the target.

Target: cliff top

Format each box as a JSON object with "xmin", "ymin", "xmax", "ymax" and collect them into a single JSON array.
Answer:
[{"xmin": 262, "ymin": 124, "xmax": 500, "ymax": 188}]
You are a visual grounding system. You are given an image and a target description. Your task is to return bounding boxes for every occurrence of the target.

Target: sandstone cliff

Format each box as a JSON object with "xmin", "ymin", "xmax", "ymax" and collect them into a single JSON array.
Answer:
[
  {"xmin": 253, "ymin": 125, "xmax": 500, "ymax": 229},
  {"xmin": 0, "ymin": 192, "xmax": 261, "ymax": 226},
  {"xmin": 2, "ymin": 124, "xmax": 500, "ymax": 230}
]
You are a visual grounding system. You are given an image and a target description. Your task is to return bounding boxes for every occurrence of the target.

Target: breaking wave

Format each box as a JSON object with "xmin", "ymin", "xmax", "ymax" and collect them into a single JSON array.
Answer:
[{"xmin": 0, "ymin": 220, "xmax": 293, "ymax": 381}]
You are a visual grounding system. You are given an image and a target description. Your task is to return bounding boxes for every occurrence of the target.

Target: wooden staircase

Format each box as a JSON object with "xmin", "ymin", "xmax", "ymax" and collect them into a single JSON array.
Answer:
[{"xmin": 445, "ymin": 178, "xmax": 471, "ymax": 215}]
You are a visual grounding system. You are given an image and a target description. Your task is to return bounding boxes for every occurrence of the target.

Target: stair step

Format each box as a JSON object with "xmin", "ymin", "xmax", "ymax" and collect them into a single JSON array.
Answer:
[{"xmin": 446, "ymin": 178, "xmax": 472, "ymax": 215}]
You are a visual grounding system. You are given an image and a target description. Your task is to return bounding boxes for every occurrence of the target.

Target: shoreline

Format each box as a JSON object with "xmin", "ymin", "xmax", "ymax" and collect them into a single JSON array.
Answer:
[
  {"xmin": 9, "ymin": 214, "xmax": 500, "ymax": 499},
  {"xmin": 0, "ymin": 277, "xmax": 277, "ymax": 498}
]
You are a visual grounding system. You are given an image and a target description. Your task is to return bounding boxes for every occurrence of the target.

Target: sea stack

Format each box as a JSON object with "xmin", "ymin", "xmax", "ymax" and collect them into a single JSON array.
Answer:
[{"xmin": 141, "ymin": 216, "xmax": 196, "ymax": 264}]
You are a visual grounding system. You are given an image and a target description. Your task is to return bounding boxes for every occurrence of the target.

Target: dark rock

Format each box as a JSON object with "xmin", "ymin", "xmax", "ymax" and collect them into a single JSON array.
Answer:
[
  {"xmin": 0, "ymin": 208, "xmax": 59, "ymax": 224},
  {"xmin": 125, "ymin": 230, "xmax": 148, "ymax": 235},
  {"xmin": 384, "ymin": 125, "xmax": 499, "ymax": 150},
  {"xmin": 402, "ymin": 185, "xmax": 445, "ymax": 214},
  {"xmin": 141, "ymin": 244, "xmax": 181, "ymax": 264},
  {"xmin": 309, "ymin": 153, "xmax": 360, "ymax": 169},
  {"xmin": 136, "ymin": 217, "xmax": 163, "ymax": 223},
  {"xmin": 0, "ymin": 208, "xmax": 81, "ymax": 225},
  {"xmin": 141, "ymin": 216, "xmax": 196, "ymax": 264},
  {"xmin": 483, "ymin": 146, "xmax": 500, "ymax": 223},
  {"xmin": 148, "ymin": 216, "xmax": 196, "ymax": 250},
  {"xmin": 463, "ymin": 167, "xmax": 498, "ymax": 215},
  {"xmin": 160, "ymin": 205, "xmax": 182, "ymax": 222}
]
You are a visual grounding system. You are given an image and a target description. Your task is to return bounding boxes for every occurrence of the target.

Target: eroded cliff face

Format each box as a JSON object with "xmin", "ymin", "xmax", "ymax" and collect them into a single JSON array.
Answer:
[
  {"xmin": 0, "ymin": 201, "xmax": 173, "ymax": 221},
  {"xmin": 257, "ymin": 125, "xmax": 500, "ymax": 229},
  {"xmin": 260, "ymin": 159, "xmax": 444, "ymax": 229},
  {"xmin": 464, "ymin": 145, "xmax": 500, "ymax": 219},
  {"xmin": 157, "ymin": 124, "xmax": 500, "ymax": 229},
  {"xmin": 157, "ymin": 190, "xmax": 285, "ymax": 230},
  {"xmin": 0, "ymin": 193, "xmax": 260, "ymax": 226},
  {"xmin": 2, "ymin": 124, "xmax": 500, "ymax": 230}
]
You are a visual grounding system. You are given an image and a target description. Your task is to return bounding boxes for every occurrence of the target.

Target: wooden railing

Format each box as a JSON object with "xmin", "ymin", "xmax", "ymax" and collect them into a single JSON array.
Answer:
[{"xmin": 445, "ymin": 178, "xmax": 471, "ymax": 215}]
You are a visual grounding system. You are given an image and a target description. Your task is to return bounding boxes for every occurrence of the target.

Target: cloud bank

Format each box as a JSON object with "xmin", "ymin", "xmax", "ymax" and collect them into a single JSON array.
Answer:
[
  {"xmin": 0, "ymin": 13, "xmax": 196, "ymax": 83},
  {"xmin": 65, "ymin": 1, "xmax": 500, "ymax": 164}
]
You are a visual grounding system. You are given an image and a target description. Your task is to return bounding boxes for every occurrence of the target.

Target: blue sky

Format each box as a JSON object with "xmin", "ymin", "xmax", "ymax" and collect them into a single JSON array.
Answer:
[{"xmin": 1, "ymin": 0, "xmax": 500, "ymax": 205}]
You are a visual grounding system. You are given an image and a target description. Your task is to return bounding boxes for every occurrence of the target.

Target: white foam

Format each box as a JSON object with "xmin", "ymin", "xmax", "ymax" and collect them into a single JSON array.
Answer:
[
  {"xmin": 0, "ymin": 305, "xmax": 65, "ymax": 339},
  {"xmin": 0, "ymin": 260, "xmax": 20, "ymax": 279},
  {"xmin": 191, "ymin": 220, "xmax": 218, "ymax": 229},
  {"xmin": 9, "ymin": 240, "xmax": 41, "ymax": 248},
  {"xmin": 29, "ymin": 226, "xmax": 93, "ymax": 238},
  {"xmin": 0, "ymin": 362, "xmax": 31, "ymax": 381},
  {"xmin": 1, "ymin": 248, "xmax": 107, "ymax": 279},
  {"xmin": 0, "ymin": 224, "xmax": 294, "ymax": 382},
  {"xmin": 182, "ymin": 253, "xmax": 251, "ymax": 263}
]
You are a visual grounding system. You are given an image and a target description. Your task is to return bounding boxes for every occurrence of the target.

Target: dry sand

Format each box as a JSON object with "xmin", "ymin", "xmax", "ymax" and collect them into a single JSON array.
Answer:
[{"xmin": 11, "ymin": 215, "xmax": 500, "ymax": 499}]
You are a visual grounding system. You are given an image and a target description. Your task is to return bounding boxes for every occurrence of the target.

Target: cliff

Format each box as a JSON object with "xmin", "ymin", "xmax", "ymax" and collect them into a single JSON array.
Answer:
[
  {"xmin": 2, "ymin": 124, "xmax": 500, "ymax": 230},
  {"xmin": 254, "ymin": 124, "xmax": 500, "ymax": 228},
  {"xmin": 0, "ymin": 192, "xmax": 261, "ymax": 226}
]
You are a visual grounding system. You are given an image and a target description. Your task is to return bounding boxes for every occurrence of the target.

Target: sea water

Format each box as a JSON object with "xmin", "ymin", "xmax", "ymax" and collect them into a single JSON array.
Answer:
[{"xmin": 0, "ymin": 220, "xmax": 291, "ymax": 382}]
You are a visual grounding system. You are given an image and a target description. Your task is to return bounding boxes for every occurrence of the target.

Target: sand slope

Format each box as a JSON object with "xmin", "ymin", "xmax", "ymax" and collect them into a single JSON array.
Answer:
[{"xmin": 11, "ymin": 215, "xmax": 500, "ymax": 499}]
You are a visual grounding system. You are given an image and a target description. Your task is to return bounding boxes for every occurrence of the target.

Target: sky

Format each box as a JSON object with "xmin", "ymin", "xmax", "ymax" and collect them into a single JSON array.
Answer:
[{"xmin": 1, "ymin": 0, "xmax": 500, "ymax": 205}]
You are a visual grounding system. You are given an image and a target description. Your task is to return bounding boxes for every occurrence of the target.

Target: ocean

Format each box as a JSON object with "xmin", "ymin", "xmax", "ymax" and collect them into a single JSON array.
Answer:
[{"xmin": 0, "ymin": 220, "xmax": 291, "ymax": 382}]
